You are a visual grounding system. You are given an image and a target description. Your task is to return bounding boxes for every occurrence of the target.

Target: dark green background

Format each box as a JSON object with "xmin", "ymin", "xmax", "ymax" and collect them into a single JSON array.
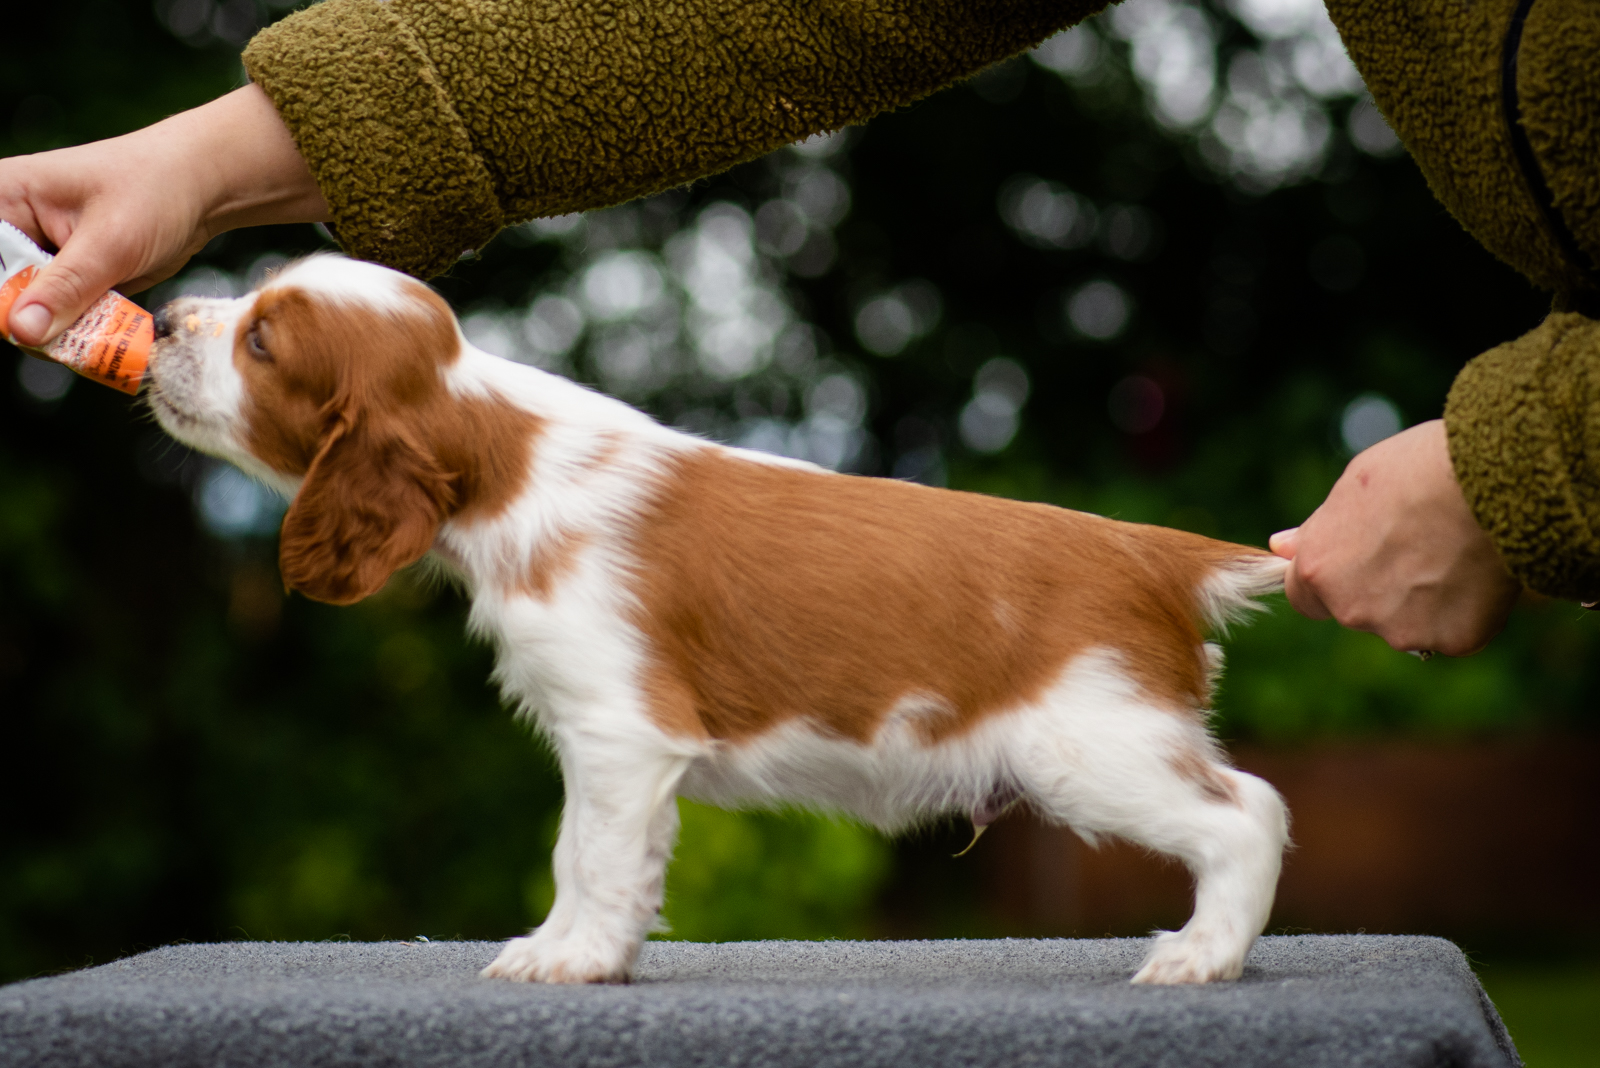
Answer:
[{"xmin": 2, "ymin": 2, "xmax": 1593, "ymax": 1030}]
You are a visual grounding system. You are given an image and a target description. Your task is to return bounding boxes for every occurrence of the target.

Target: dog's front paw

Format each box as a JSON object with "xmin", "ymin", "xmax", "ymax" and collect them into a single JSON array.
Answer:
[
  {"xmin": 1130, "ymin": 928, "xmax": 1247, "ymax": 985},
  {"xmin": 481, "ymin": 930, "xmax": 636, "ymax": 984}
]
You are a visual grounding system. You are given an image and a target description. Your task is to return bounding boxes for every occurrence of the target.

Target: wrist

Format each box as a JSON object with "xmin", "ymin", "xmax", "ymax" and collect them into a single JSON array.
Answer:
[{"xmin": 177, "ymin": 84, "xmax": 330, "ymax": 238}]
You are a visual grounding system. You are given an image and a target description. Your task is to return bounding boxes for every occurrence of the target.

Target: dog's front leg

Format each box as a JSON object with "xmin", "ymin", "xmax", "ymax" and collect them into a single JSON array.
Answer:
[{"xmin": 483, "ymin": 744, "xmax": 688, "ymax": 984}]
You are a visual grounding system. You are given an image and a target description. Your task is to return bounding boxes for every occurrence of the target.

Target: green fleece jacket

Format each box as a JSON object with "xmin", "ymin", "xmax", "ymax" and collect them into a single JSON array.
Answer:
[
  {"xmin": 1327, "ymin": 0, "xmax": 1600, "ymax": 601},
  {"xmin": 241, "ymin": 0, "xmax": 1102, "ymax": 275},
  {"xmin": 243, "ymin": 0, "xmax": 1600, "ymax": 600}
]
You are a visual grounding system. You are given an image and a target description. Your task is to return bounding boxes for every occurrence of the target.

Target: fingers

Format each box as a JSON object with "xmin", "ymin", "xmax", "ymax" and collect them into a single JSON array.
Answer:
[
  {"xmin": 1276, "ymin": 524, "xmax": 1331, "ymax": 619},
  {"xmin": 8, "ymin": 301, "xmax": 51, "ymax": 344},
  {"xmin": 4, "ymin": 188, "xmax": 182, "ymax": 347},
  {"xmin": 7, "ymin": 251, "xmax": 120, "ymax": 346},
  {"xmin": 1273, "ymin": 421, "xmax": 1517, "ymax": 655},
  {"xmin": 1268, "ymin": 527, "xmax": 1299, "ymax": 559},
  {"xmin": 1274, "ymin": 525, "xmax": 1335, "ymax": 620},
  {"xmin": 0, "ymin": 210, "xmax": 47, "ymax": 251},
  {"xmin": 1281, "ymin": 559, "xmax": 1332, "ymax": 620},
  {"xmin": 2, "ymin": 121, "xmax": 203, "ymax": 346}
]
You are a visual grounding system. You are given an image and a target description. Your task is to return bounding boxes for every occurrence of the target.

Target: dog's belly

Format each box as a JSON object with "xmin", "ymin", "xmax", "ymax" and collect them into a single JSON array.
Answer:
[{"xmin": 677, "ymin": 714, "xmax": 1008, "ymax": 833}]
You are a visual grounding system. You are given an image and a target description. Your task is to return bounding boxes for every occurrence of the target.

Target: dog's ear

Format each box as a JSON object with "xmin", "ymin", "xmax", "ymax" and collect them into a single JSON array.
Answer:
[{"xmin": 278, "ymin": 411, "xmax": 458, "ymax": 605}]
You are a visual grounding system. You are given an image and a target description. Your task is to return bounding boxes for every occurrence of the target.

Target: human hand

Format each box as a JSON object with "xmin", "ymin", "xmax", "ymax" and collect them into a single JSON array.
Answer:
[
  {"xmin": 1270, "ymin": 418, "xmax": 1520, "ymax": 656},
  {"xmin": 0, "ymin": 84, "xmax": 328, "ymax": 347}
]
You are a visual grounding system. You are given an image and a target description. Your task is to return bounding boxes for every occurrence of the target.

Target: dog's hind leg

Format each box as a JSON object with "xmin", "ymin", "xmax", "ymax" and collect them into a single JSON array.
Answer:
[
  {"xmin": 482, "ymin": 742, "xmax": 689, "ymax": 984},
  {"xmin": 1012, "ymin": 654, "xmax": 1288, "ymax": 984},
  {"xmin": 1120, "ymin": 761, "xmax": 1287, "ymax": 984}
]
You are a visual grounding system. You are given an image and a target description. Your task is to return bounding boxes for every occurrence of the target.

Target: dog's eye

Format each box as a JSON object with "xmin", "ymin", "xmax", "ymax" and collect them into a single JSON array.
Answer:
[{"xmin": 245, "ymin": 325, "xmax": 272, "ymax": 363}]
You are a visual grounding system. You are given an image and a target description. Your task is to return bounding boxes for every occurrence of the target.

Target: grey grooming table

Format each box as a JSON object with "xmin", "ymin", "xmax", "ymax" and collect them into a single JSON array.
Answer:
[{"xmin": 0, "ymin": 935, "xmax": 1518, "ymax": 1067}]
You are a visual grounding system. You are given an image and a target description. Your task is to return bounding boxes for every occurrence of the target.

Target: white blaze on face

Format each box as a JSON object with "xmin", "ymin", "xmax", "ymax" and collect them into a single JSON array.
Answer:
[{"xmin": 147, "ymin": 293, "xmax": 255, "ymax": 464}]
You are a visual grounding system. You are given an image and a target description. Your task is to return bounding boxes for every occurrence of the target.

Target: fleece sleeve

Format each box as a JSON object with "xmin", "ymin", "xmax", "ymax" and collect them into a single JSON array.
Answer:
[
  {"xmin": 241, "ymin": 0, "xmax": 1105, "ymax": 279},
  {"xmin": 1446, "ymin": 312, "xmax": 1600, "ymax": 601}
]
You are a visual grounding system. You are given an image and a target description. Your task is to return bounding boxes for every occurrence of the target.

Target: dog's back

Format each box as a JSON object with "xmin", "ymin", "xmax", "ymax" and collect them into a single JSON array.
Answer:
[{"xmin": 634, "ymin": 446, "xmax": 1282, "ymax": 749}]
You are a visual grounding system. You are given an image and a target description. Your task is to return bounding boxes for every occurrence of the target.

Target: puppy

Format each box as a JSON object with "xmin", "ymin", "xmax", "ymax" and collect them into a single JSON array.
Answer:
[{"xmin": 146, "ymin": 254, "xmax": 1289, "ymax": 986}]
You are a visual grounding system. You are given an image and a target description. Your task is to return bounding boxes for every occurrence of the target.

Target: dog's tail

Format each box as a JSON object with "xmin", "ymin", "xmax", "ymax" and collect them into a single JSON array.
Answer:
[{"xmin": 1193, "ymin": 550, "xmax": 1289, "ymax": 634}]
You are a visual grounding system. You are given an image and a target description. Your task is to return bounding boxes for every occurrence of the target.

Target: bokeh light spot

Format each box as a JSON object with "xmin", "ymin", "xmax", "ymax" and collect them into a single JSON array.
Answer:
[
  {"xmin": 1066, "ymin": 280, "xmax": 1133, "ymax": 340},
  {"xmin": 1340, "ymin": 393, "xmax": 1402, "ymax": 453},
  {"xmin": 580, "ymin": 251, "xmax": 666, "ymax": 321},
  {"xmin": 999, "ymin": 176, "xmax": 1096, "ymax": 249},
  {"xmin": 17, "ymin": 356, "xmax": 74, "ymax": 403},
  {"xmin": 1348, "ymin": 97, "xmax": 1404, "ymax": 157},
  {"xmin": 1031, "ymin": 24, "xmax": 1106, "ymax": 81},
  {"xmin": 195, "ymin": 461, "xmax": 284, "ymax": 539},
  {"xmin": 855, "ymin": 281, "xmax": 941, "ymax": 356},
  {"xmin": 1108, "ymin": 374, "xmax": 1166, "ymax": 433}
]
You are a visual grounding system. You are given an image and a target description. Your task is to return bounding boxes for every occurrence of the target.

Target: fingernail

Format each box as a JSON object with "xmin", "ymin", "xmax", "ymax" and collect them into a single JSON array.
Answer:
[
  {"xmin": 11, "ymin": 302, "xmax": 52, "ymax": 345},
  {"xmin": 1268, "ymin": 528, "xmax": 1298, "ymax": 555}
]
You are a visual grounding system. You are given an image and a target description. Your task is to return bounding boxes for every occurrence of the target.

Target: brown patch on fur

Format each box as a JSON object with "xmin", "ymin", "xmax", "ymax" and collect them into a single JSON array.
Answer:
[
  {"xmin": 576, "ymin": 431, "xmax": 624, "ymax": 476},
  {"xmin": 629, "ymin": 449, "xmax": 1266, "ymax": 745},
  {"xmin": 235, "ymin": 279, "xmax": 543, "ymax": 605},
  {"xmin": 1169, "ymin": 751, "xmax": 1241, "ymax": 806},
  {"xmin": 523, "ymin": 531, "xmax": 590, "ymax": 600}
]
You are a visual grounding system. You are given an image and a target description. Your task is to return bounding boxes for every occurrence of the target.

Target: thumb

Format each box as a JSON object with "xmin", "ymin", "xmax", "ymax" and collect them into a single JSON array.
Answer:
[
  {"xmin": 1268, "ymin": 527, "xmax": 1300, "ymax": 559},
  {"xmin": 8, "ymin": 232, "xmax": 132, "ymax": 347}
]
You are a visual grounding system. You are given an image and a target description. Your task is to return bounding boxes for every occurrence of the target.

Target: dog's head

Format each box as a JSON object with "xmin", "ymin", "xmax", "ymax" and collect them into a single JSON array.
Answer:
[{"xmin": 148, "ymin": 255, "xmax": 535, "ymax": 605}]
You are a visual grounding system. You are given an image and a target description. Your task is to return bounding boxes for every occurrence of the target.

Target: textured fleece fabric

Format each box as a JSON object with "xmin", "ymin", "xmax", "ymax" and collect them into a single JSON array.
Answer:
[
  {"xmin": 1446, "ymin": 312, "xmax": 1600, "ymax": 597},
  {"xmin": 0, "ymin": 936, "xmax": 1522, "ymax": 1068},
  {"xmin": 1327, "ymin": 0, "xmax": 1600, "ymax": 599},
  {"xmin": 241, "ymin": 0, "xmax": 1104, "ymax": 280}
]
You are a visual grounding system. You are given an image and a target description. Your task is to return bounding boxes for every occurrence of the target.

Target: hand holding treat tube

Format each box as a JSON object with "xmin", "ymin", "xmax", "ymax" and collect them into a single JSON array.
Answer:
[
  {"xmin": 0, "ymin": 84, "xmax": 326, "ymax": 349},
  {"xmin": 0, "ymin": 222, "xmax": 152, "ymax": 393}
]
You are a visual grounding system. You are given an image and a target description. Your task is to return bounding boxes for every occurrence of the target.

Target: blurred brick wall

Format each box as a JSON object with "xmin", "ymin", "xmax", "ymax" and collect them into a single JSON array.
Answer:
[{"xmin": 980, "ymin": 738, "xmax": 1600, "ymax": 943}]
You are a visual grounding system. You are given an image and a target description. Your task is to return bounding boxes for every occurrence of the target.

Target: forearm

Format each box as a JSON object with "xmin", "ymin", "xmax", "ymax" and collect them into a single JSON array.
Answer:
[
  {"xmin": 181, "ymin": 85, "xmax": 330, "ymax": 236},
  {"xmin": 243, "ymin": 0, "xmax": 1104, "ymax": 278}
]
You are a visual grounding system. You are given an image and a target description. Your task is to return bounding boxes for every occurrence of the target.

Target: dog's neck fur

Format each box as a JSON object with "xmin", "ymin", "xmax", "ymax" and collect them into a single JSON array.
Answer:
[{"xmin": 428, "ymin": 345, "xmax": 715, "ymax": 631}]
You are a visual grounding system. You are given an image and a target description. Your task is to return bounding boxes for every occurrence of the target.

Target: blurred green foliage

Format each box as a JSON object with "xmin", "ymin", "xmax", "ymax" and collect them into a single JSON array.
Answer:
[
  {"xmin": 2, "ymin": 0, "xmax": 1596, "ymax": 991},
  {"xmin": 662, "ymin": 803, "xmax": 891, "ymax": 942},
  {"xmin": 1475, "ymin": 960, "xmax": 1600, "ymax": 1068}
]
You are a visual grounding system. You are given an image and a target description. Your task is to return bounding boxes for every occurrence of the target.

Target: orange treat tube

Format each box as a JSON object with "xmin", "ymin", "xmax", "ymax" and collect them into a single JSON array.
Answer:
[{"xmin": 0, "ymin": 224, "xmax": 152, "ymax": 395}]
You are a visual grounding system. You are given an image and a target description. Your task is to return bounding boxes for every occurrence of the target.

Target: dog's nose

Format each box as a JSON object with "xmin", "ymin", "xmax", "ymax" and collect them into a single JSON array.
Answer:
[{"xmin": 152, "ymin": 305, "xmax": 174, "ymax": 341}]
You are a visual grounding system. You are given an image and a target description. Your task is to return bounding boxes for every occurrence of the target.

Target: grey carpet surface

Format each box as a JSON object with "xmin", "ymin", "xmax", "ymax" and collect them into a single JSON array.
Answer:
[{"xmin": 0, "ymin": 935, "xmax": 1519, "ymax": 1068}]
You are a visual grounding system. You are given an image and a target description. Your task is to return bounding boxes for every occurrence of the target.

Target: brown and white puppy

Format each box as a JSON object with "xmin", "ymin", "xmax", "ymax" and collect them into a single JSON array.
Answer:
[{"xmin": 146, "ymin": 254, "xmax": 1289, "ymax": 986}]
